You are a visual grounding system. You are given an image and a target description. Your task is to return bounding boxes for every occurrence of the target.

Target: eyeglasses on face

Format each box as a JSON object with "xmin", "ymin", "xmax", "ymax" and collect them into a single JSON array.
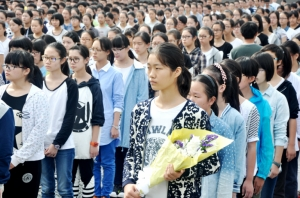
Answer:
[
  {"xmin": 42, "ymin": 55, "xmax": 61, "ymax": 62},
  {"xmin": 112, "ymin": 47, "xmax": 125, "ymax": 52},
  {"xmin": 2, "ymin": 64, "xmax": 25, "ymax": 71},
  {"xmin": 67, "ymin": 57, "xmax": 81, "ymax": 63}
]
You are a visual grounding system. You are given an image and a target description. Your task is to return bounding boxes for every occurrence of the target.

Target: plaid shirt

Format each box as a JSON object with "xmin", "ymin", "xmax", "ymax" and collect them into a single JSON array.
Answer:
[{"xmin": 182, "ymin": 47, "xmax": 207, "ymax": 76}]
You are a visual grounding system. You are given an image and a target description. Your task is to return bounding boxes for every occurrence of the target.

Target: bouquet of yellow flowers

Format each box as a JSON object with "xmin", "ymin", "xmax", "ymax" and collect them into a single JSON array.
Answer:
[{"xmin": 136, "ymin": 128, "xmax": 233, "ymax": 196}]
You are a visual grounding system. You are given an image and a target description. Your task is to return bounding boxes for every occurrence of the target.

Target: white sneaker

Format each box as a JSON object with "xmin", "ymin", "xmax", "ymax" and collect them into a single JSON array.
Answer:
[
  {"xmin": 110, "ymin": 192, "xmax": 118, "ymax": 197},
  {"xmin": 117, "ymin": 192, "xmax": 124, "ymax": 197}
]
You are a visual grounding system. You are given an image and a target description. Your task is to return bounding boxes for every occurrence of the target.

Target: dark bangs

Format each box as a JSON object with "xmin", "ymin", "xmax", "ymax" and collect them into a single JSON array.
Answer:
[
  {"xmin": 5, "ymin": 50, "xmax": 34, "ymax": 69},
  {"xmin": 112, "ymin": 35, "xmax": 128, "ymax": 48}
]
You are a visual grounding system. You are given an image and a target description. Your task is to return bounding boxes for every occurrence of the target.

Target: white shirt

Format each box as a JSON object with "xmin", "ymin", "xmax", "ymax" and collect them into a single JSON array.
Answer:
[
  {"xmin": 203, "ymin": 48, "xmax": 213, "ymax": 66},
  {"xmin": 145, "ymin": 99, "xmax": 186, "ymax": 198},
  {"xmin": 96, "ymin": 25, "xmax": 110, "ymax": 38},
  {"xmin": 114, "ymin": 65, "xmax": 133, "ymax": 85},
  {"xmin": 46, "ymin": 28, "xmax": 68, "ymax": 43},
  {"xmin": 146, "ymin": 20, "xmax": 160, "ymax": 31},
  {"xmin": 0, "ymin": 38, "xmax": 9, "ymax": 58},
  {"xmin": 230, "ymin": 38, "xmax": 243, "ymax": 49}
]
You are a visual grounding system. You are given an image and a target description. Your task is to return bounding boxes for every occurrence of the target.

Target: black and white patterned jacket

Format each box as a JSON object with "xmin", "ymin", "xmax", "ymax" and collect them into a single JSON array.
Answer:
[{"xmin": 122, "ymin": 99, "xmax": 220, "ymax": 198}]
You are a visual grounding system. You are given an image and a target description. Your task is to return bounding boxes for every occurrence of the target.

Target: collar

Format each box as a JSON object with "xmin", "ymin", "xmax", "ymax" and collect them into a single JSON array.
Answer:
[
  {"xmin": 262, "ymin": 84, "xmax": 274, "ymax": 97},
  {"xmin": 220, "ymin": 104, "xmax": 231, "ymax": 118},
  {"xmin": 133, "ymin": 59, "xmax": 146, "ymax": 69},
  {"xmin": 92, "ymin": 61, "xmax": 111, "ymax": 72},
  {"xmin": 210, "ymin": 111, "xmax": 218, "ymax": 128}
]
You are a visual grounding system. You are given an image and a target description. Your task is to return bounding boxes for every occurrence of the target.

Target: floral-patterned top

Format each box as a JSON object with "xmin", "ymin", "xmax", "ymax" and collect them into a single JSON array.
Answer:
[{"xmin": 123, "ymin": 99, "xmax": 220, "ymax": 198}]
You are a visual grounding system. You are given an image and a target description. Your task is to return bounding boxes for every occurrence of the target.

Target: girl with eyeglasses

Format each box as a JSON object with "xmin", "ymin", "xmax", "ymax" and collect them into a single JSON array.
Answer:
[
  {"xmin": 80, "ymin": 30, "xmax": 96, "ymax": 67},
  {"xmin": 279, "ymin": 12, "xmax": 296, "ymax": 40},
  {"xmin": 111, "ymin": 34, "xmax": 148, "ymax": 197},
  {"xmin": 0, "ymin": 50, "xmax": 49, "ymax": 197},
  {"xmin": 260, "ymin": 44, "xmax": 299, "ymax": 198},
  {"xmin": 165, "ymin": 17, "xmax": 177, "ymax": 32},
  {"xmin": 32, "ymin": 39, "xmax": 47, "ymax": 77},
  {"xmin": 269, "ymin": 11, "xmax": 287, "ymax": 45},
  {"xmin": 90, "ymin": 37, "xmax": 124, "ymax": 198},
  {"xmin": 199, "ymin": 27, "xmax": 222, "ymax": 67},
  {"xmin": 41, "ymin": 42, "xmax": 78, "ymax": 198},
  {"xmin": 124, "ymin": 43, "xmax": 219, "ymax": 198},
  {"xmin": 68, "ymin": 44, "xmax": 104, "ymax": 198},
  {"xmin": 223, "ymin": 19, "xmax": 243, "ymax": 49},
  {"xmin": 213, "ymin": 21, "xmax": 233, "ymax": 60},
  {"xmin": 233, "ymin": 19, "xmax": 244, "ymax": 42}
]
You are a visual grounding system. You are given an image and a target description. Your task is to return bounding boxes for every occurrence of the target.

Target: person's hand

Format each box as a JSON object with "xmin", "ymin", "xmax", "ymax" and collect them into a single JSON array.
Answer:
[
  {"xmin": 232, "ymin": 192, "xmax": 236, "ymax": 198},
  {"xmin": 124, "ymin": 184, "xmax": 140, "ymax": 198},
  {"xmin": 286, "ymin": 144, "xmax": 296, "ymax": 162},
  {"xmin": 0, "ymin": 184, "xmax": 4, "ymax": 198},
  {"xmin": 44, "ymin": 144, "xmax": 58, "ymax": 158},
  {"xmin": 111, "ymin": 127, "xmax": 119, "ymax": 139},
  {"xmin": 253, "ymin": 177, "xmax": 265, "ymax": 195},
  {"xmin": 90, "ymin": 146, "xmax": 99, "ymax": 158},
  {"xmin": 9, "ymin": 163, "xmax": 15, "ymax": 170},
  {"xmin": 164, "ymin": 164, "xmax": 185, "ymax": 181},
  {"xmin": 242, "ymin": 178, "xmax": 254, "ymax": 198},
  {"xmin": 268, "ymin": 164, "xmax": 280, "ymax": 179}
]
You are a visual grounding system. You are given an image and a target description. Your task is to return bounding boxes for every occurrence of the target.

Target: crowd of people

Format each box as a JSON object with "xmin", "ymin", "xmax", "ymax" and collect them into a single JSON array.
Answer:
[{"xmin": 0, "ymin": 0, "xmax": 300, "ymax": 197}]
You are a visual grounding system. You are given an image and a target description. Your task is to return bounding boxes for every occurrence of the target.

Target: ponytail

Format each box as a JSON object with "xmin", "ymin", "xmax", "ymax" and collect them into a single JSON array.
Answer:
[
  {"xmin": 86, "ymin": 65, "xmax": 92, "ymax": 75},
  {"xmin": 178, "ymin": 66, "xmax": 192, "ymax": 98}
]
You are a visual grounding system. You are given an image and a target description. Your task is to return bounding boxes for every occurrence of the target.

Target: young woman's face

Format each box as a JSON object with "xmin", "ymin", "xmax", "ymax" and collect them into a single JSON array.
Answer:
[
  {"xmin": 212, "ymin": 24, "xmax": 223, "ymax": 39},
  {"xmin": 62, "ymin": 36, "xmax": 76, "ymax": 52},
  {"xmin": 256, "ymin": 9, "xmax": 263, "ymax": 16},
  {"xmin": 71, "ymin": 18, "xmax": 80, "ymax": 27},
  {"xmin": 91, "ymin": 40, "xmax": 110, "ymax": 62},
  {"xmin": 31, "ymin": 50, "xmax": 42, "ymax": 65},
  {"xmin": 85, "ymin": 8, "xmax": 94, "ymax": 17},
  {"xmin": 202, "ymin": 16, "xmax": 212, "ymax": 28},
  {"xmin": 255, "ymin": 67, "xmax": 267, "ymax": 85},
  {"xmin": 239, "ymin": 74, "xmax": 251, "ymax": 91},
  {"xmin": 147, "ymin": 53, "xmax": 181, "ymax": 92},
  {"xmin": 233, "ymin": 10, "xmax": 241, "ymax": 21},
  {"xmin": 82, "ymin": 15, "xmax": 91, "ymax": 27},
  {"xmin": 32, "ymin": 11, "xmax": 40, "ymax": 19},
  {"xmin": 289, "ymin": 14, "xmax": 298, "ymax": 26},
  {"xmin": 68, "ymin": 49, "xmax": 88, "ymax": 72},
  {"xmin": 105, "ymin": 16, "xmax": 114, "ymax": 26},
  {"xmin": 15, "ymin": 10, "xmax": 23, "ymax": 20},
  {"xmin": 112, "ymin": 46, "xmax": 129, "ymax": 61},
  {"xmin": 90, "ymin": 40, "xmax": 109, "ymax": 61},
  {"xmin": 51, "ymin": 18, "xmax": 60, "ymax": 28},
  {"xmin": 80, "ymin": 32, "xmax": 93, "ymax": 48},
  {"xmin": 128, "ymin": 14, "xmax": 135, "ymax": 23},
  {"xmin": 179, "ymin": 6, "xmax": 184, "ymax": 15},
  {"xmin": 168, "ymin": 34, "xmax": 179, "ymax": 46},
  {"xmin": 98, "ymin": 13, "xmax": 105, "ymax": 24},
  {"xmin": 149, "ymin": 10, "xmax": 156, "ymax": 21},
  {"xmin": 269, "ymin": 13, "xmax": 278, "ymax": 26},
  {"xmin": 136, "ymin": 12, "xmax": 144, "ymax": 23},
  {"xmin": 187, "ymin": 18, "xmax": 197, "ymax": 28},
  {"xmin": 164, "ymin": 10, "xmax": 171, "ymax": 19},
  {"xmin": 62, "ymin": 9, "xmax": 71, "ymax": 21},
  {"xmin": 9, "ymin": 20, "xmax": 21, "ymax": 33},
  {"xmin": 3, "ymin": 62, "xmax": 29, "ymax": 82},
  {"xmin": 223, "ymin": 20, "xmax": 233, "ymax": 35},
  {"xmin": 279, "ymin": 13, "xmax": 288, "ymax": 27},
  {"xmin": 265, "ymin": 50, "xmax": 281, "ymax": 69},
  {"xmin": 172, "ymin": 9, "xmax": 179, "ymax": 18},
  {"xmin": 262, "ymin": 17, "xmax": 269, "ymax": 31},
  {"xmin": 166, "ymin": 18, "xmax": 175, "ymax": 31},
  {"xmin": 31, "ymin": 20, "xmax": 43, "ymax": 34},
  {"xmin": 108, "ymin": 31, "xmax": 117, "ymax": 41},
  {"xmin": 188, "ymin": 81, "xmax": 212, "ymax": 113},
  {"xmin": 184, "ymin": 4, "xmax": 191, "ymax": 13},
  {"xmin": 22, "ymin": 13, "xmax": 31, "ymax": 24},
  {"xmin": 43, "ymin": 47, "xmax": 64, "ymax": 72},
  {"xmin": 133, "ymin": 36, "xmax": 149, "ymax": 55},
  {"xmin": 157, "ymin": 15, "xmax": 164, "ymax": 23},
  {"xmin": 233, "ymin": 24, "xmax": 241, "ymax": 37},
  {"xmin": 199, "ymin": 29, "xmax": 212, "ymax": 46},
  {"xmin": 151, "ymin": 36, "xmax": 165, "ymax": 49},
  {"xmin": 181, "ymin": 30, "xmax": 195, "ymax": 47},
  {"xmin": 71, "ymin": 9, "xmax": 78, "ymax": 17},
  {"xmin": 119, "ymin": 13, "xmax": 128, "ymax": 24}
]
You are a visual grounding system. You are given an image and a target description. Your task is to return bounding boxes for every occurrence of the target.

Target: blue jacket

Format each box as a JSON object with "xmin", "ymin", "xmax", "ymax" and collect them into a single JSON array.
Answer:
[
  {"xmin": 249, "ymin": 86, "xmax": 274, "ymax": 179},
  {"xmin": 118, "ymin": 60, "xmax": 148, "ymax": 148},
  {"xmin": 0, "ymin": 100, "xmax": 14, "ymax": 184}
]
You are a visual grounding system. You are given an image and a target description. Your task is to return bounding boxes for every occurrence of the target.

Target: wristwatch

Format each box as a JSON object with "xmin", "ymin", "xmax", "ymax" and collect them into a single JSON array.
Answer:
[
  {"xmin": 54, "ymin": 145, "xmax": 60, "ymax": 150},
  {"xmin": 273, "ymin": 161, "xmax": 281, "ymax": 168}
]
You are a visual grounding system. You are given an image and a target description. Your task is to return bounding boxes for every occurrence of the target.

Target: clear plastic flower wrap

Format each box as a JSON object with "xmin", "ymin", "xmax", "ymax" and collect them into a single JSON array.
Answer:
[{"xmin": 136, "ymin": 128, "xmax": 233, "ymax": 196}]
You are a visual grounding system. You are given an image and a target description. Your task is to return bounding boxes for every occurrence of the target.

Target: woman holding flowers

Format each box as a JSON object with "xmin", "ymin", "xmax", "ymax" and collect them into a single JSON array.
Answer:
[{"xmin": 123, "ymin": 43, "xmax": 220, "ymax": 198}]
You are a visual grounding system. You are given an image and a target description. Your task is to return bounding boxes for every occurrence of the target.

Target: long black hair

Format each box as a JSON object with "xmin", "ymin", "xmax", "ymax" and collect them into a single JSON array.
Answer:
[
  {"xmin": 94, "ymin": 37, "xmax": 114, "ymax": 65},
  {"xmin": 112, "ymin": 34, "xmax": 136, "ymax": 59},
  {"xmin": 69, "ymin": 44, "xmax": 92, "ymax": 75},
  {"xmin": 192, "ymin": 74, "xmax": 219, "ymax": 115},
  {"xmin": 204, "ymin": 63, "xmax": 240, "ymax": 112},
  {"xmin": 150, "ymin": 42, "xmax": 191, "ymax": 98}
]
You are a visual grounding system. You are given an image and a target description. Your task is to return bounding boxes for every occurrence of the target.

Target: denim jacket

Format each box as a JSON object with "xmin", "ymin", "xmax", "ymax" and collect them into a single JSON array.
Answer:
[
  {"xmin": 219, "ymin": 104, "xmax": 246, "ymax": 193},
  {"xmin": 123, "ymin": 99, "xmax": 220, "ymax": 198}
]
